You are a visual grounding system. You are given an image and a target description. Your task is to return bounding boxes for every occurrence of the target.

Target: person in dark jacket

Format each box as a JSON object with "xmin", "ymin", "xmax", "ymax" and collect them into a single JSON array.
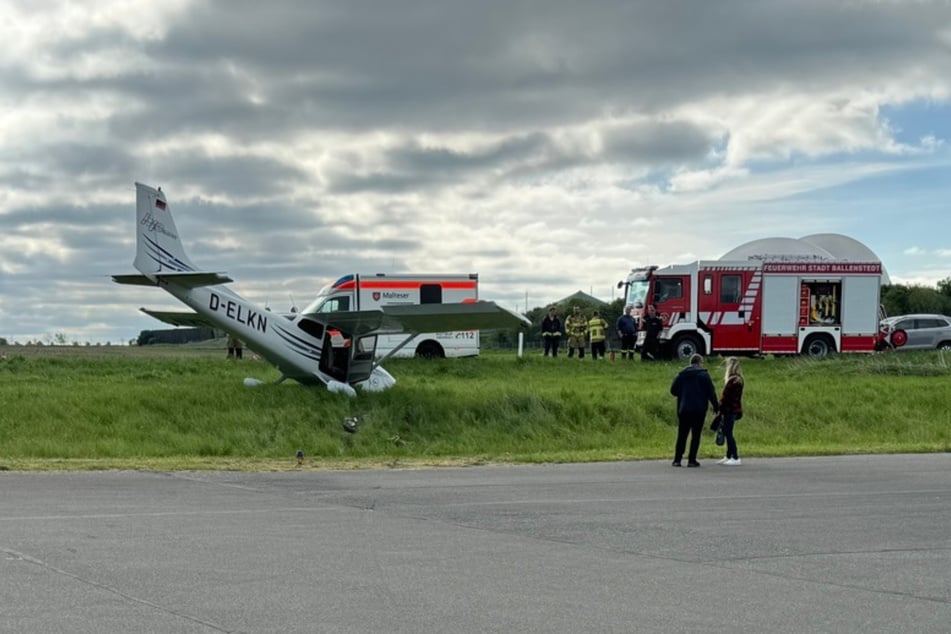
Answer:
[
  {"xmin": 716, "ymin": 357, "xmax": 745, "ymax": 466},
  {"xmin": 641, "ymin": 304, "xmax": 663, "ymax": 361},
  {"xmin": 540, "ymin": 307, "xmax": 563, "ymax": 357},
  {"xmin": 669, "ymin": 353, "xmax": 719, "ymax": 467},
  {"xmin": 616, "ymin": 305, "xmax": 638, "ymax": 360}
]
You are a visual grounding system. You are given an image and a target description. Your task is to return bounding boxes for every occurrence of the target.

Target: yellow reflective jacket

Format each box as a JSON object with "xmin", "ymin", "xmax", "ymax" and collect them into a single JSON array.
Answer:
[
  {"xmin": 588, "ymin": 317, "xmax": 608, "ymax": 342},
  {"xmin": 565, "ymin": 314, "xmax": 588, "ymax": 337}
]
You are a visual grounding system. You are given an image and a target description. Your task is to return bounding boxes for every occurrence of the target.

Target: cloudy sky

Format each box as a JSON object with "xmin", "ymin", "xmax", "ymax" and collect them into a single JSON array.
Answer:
[{"xmin": 2, "ymin": 0, "xmax": 950, "ymax": 344}]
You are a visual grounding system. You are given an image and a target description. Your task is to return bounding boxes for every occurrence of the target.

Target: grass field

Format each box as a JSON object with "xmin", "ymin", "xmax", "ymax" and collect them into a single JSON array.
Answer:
[{"xmin": 1, "ymin": 344, "xmax": 949, "ymax": 470}]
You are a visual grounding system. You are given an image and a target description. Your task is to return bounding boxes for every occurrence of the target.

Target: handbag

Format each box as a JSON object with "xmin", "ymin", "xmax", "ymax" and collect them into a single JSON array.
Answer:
[
  {"xmin": 710, "ymin": 413, "xmax": 723, "ymax": 431},
  {"xmin": 715, "ymin": 427, "xmax": 725, "ymax": 446}
]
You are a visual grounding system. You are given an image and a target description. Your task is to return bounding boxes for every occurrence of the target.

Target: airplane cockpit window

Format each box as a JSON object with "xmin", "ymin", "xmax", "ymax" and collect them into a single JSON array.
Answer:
[{"xmin": 297, "ymin": 317, "xmax": 325, "ymax": 340}]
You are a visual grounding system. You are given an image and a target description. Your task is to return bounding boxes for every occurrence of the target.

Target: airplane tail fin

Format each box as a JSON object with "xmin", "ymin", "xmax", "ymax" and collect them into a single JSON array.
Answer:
[{"xmin": 133, "ymin": 182, "xmax": 198, "ymax": 275}]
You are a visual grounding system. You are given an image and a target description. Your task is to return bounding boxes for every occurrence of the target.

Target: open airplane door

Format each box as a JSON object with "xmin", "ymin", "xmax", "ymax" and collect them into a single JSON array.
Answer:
[
  {"xmin": 308, "ymin": 302, "xmax": 529, "ymax": 388},
  {"xmin": 315, "ymin": 329, "xmax": 379, "ymax": 386},
  {"xmin": 316, "ymin": 311, "xmax": 389, "ymax": 385},
  {"xmin": 346, "ymin": 333, "xmax": 378, "ymax": 385}
]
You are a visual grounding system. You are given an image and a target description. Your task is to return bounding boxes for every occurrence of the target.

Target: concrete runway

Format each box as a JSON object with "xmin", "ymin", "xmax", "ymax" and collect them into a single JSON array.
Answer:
[{"xmin": 1, "ymin": 454, "xmax": 949, "ymax": 633}]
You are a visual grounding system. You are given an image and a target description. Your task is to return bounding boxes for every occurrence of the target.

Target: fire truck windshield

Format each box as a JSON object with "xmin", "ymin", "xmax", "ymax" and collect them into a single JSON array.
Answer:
[{"xmin": 626, "ymin": 280, "xmax": 650, "ymax": 308}]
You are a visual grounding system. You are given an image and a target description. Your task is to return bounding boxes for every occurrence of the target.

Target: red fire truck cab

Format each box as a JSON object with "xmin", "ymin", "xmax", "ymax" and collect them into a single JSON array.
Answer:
[{"xmin": 621, "ymin": 258, "xmax": 884, "ymax": 359}]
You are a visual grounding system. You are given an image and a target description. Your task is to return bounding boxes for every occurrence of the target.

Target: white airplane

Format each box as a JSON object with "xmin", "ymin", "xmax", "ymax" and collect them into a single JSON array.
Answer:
[{"xmin": 114, "ymin": 183, "xmax": 529, "ymax": 394}]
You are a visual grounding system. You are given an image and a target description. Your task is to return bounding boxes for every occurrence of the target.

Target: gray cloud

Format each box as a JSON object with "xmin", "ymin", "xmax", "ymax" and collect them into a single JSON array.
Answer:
[
  {"xmin": 603, "ymin": 121, "xmax": 717, "ymax": 164},
  {"xmin": 16, "ymin": 0, "xmax": 938, "ymax": 140},
  {"xmin": 140, "ymin": 1, "xmax": 947, "ymax": 130}
]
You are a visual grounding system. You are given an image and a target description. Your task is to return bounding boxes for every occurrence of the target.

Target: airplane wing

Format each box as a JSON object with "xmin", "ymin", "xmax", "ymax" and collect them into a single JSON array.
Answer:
[
  {"xmin": 380, "ymin": 302, "xmax": 530, "ymax": 333},
  {"xmin": 140, "ymin": 308, "xmax": 215, "ymax": 328},
  {"xmin": 113, "ymin": 274, "xmax": 159, "ymax": 287},
  {"xmin": 144, "ymin": 301, "xmax": 527, "ymax": 336},
  {"xmin": 113, "ymin": 272, "xmax": 233, "ymax": 288},
  {"xmin": 320, "ymin": 311, "xmax": 388, "ymax": 336},
  {"xmin": 155, "ymin": 271, "xmax": 233, "ymax": 287},
  {"xmin": 317, "ymin": 302, "xmax": 529, "ymax": 336}
]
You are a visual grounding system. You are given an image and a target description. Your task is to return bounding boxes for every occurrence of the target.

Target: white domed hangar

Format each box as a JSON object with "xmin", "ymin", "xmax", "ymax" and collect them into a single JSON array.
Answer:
[{"xmin": 719, "ymin": 233, "xmax": 891, "ymax": 284}]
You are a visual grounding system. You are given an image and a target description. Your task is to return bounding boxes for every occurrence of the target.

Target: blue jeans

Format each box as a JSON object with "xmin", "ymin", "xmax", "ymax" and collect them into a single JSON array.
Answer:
[{"xmin": 721, "ymin": 413, "xmax": 740, "ymax": 459}]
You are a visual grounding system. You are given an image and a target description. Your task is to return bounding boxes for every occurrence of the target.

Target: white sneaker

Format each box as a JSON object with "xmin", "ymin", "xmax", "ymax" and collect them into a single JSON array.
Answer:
[
  {"xmin": 724, "ymin": 458, "xmax": 742, "ymax": 466},
  {"xmin": 716, "ymin": 457, "xmax": 730, "ymax": 465}
]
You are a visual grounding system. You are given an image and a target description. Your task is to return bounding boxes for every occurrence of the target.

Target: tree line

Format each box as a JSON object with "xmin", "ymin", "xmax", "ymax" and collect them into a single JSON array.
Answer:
[
  {"xmin": 3, "ymin": 279, "xmax": 949, "ymax": 349},
  {"xmin": 880, "ymin": 278, "xmax": 951, "ymax": 317}
]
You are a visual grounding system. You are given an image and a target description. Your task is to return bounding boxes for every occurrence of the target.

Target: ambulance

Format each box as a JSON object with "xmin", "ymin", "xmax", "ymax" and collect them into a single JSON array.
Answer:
[{"xmin": 301, "ymin": 273, "xmax": 481, "ymax": 359}]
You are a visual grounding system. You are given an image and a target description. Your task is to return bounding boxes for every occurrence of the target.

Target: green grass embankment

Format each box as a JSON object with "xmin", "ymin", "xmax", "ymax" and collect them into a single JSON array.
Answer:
[{"xmin": 1, "ymin": 346, "xmax": 949, "ymax": 470}]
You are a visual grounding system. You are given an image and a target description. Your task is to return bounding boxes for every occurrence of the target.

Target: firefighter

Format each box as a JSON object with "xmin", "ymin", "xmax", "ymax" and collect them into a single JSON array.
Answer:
[
  {"xmin": 588, "ymin": 310, "xmax": 609, "ymax": 360},
  {"xmin": 540, "ymin": 306, "xmax": 563, "ymax": 357},
  {"xmin": 564, "ymin": 306, "xmax": 588, "ymax": 359},
  {"xmin": 616, "ymin": 305, "xmax": 639, "ymax": 360},
  {"xmin": 641, "ymin": 304, "xmax": 663, "ymax": 361}
]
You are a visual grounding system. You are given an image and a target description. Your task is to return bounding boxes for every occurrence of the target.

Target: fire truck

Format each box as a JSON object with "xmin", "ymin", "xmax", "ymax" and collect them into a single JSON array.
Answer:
[
  {"xmin": 301, "ymin": 273, "xmax": 480, "ymax": 359},
  {"xmin": 619, "ymin": 257, "xmax": 884, "ymax": 359}
]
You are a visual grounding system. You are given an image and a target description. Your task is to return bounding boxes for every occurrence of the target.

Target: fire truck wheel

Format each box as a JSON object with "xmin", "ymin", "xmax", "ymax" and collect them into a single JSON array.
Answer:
[
  {"xmin": 415, "ymin": 341, "xmax": 445, "ymax": 359},
  {"xmin": 890, "ymin": 329, "xmax": 907, "ymax": 348},
  {"xmin": 672, "ymin": 334, "xmax": 704, "ymax": 360},
  {"xmin": 802, "ymin": 334, "xmax": 835, "ymax": 358}
]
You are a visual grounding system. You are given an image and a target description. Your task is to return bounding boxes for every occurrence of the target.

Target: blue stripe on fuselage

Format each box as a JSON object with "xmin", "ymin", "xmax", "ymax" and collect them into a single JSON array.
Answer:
[
  {"xmin": 271, "ymin": 322, "xmax": 322, "ymax": 362},
  {"xmin": 141, "ymin": 234, "xmax": 194, "ymax": 271}
]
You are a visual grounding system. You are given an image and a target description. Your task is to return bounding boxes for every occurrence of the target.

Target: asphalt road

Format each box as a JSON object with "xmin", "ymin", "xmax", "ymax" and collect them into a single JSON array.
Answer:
[{"xmin": 1, "ymin": 454, "xmax": 949, "ymax": 633}]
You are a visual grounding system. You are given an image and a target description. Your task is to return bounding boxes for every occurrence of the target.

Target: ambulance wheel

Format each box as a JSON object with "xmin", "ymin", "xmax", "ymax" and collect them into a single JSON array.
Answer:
[
  {"xmin": 415, "ymin": 341, "xmax": 445, "ymax": 359},
  {"xmin": 672, "ymin": 334, "xmax": 704, "ymax": 360},
  {"xmin": 802, "ymin": 334, "xmax": 835, "ymax": 358}
]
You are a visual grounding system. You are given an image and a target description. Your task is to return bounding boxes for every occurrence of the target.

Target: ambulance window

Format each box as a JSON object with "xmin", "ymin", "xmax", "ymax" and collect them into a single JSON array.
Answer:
[
  {"xmin": 317, "ymin": 297, "xmax": 350, "ymax": 313},
  {"xmin": 720, "ymin": 275, "xmax": 741, "ymax": 304},
  {"xmin": 420, "ymin": 284, "xmax": 442, "ymax": 304},
  {"xmin": 703, "ymin": 276, "xmax": 712, "ymax": 295}
]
